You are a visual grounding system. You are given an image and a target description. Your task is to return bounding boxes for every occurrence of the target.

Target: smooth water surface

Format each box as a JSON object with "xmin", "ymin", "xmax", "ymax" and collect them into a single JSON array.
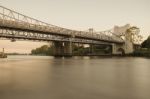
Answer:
[{"xmin": 0, "ymin": 56, "xmax": 150, "ymax": 99}]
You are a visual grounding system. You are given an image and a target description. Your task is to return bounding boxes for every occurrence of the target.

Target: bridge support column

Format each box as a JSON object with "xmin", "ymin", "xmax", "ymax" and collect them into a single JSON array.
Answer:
[
  {"xmin": 112, "ymin": 41, "xmax": 133, "ymax": 55},
  {"xmin": 89, "ymin": 44, "xmax": 94, "ymax": 54},
  {"xmin": 112, "ymin": 43, "xmax": 125, "ymax": 55},
  {"xmin": 53, "ymin": 41, "xmax": 63, "ymax": 56},
  {"xmin": 112, "ymin": 44, "xmax": 118, "ymax": 55},
  {"xmin": 124, "ymin": 40, "xmax": 134, "ymax": 54},
  {"xmin": 53, "ymin": 41, "xmax": 73, "ymax": 57},
  {"xmin": 64, "ymin": 41, "xmax": 72, "ymax": 56}
]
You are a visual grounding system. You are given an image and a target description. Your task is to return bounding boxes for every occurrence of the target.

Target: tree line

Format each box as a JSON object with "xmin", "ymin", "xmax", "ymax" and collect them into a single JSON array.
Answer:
[
  {"xmin": 31, "ymin": 45, "xmax": 53, "ymax": 55},
  {"xmin": 31, "ymin": 44, "xmax": 111, "ymax": 56},
  {"xmin": 133, "ymin": 36, "xmax": 150, "ymax": 57},
  {"xmin": 141, "ymin": 36, "xmax": 150, "ymax": 48}
]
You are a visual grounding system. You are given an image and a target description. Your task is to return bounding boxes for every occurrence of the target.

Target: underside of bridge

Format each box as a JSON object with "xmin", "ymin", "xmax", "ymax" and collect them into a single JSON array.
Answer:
[
  {"xmin": 52, "ymin": 41, "xmax": 113, "ymax": 56},
  {"xmin": 52, "ymin": 40, "xmax": 134, "ymax": 56}
]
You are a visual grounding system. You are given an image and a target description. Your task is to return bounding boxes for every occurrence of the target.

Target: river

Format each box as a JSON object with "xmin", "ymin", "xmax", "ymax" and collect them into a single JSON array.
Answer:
[{"xmin": 0, "ymin": 56, "xmax": 150, "ymax": 99}]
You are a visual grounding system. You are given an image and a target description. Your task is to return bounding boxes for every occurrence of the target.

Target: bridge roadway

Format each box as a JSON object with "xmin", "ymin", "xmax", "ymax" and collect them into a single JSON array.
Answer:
[{"xmin": 0, "ymin": 5, "xmax": 124, "ymax": 45}]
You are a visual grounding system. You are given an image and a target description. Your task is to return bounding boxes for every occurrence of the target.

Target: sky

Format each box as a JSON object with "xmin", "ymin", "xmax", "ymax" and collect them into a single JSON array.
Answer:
[{"xmin": 0, "ymin": 0, "xmax": 150, "ymax": 53}]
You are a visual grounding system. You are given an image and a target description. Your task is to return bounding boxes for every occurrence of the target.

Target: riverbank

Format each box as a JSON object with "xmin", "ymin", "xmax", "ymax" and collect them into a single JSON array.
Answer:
[
  {"xmin": 0, "ymin": 53, "xmax": 7, "ymax": 58},
  {"xmin": 20, "ymin": 48, "xmax": 150, "ymax": 58},
  {"xmin": 132, "ymin": 49, "xmax": 150, "ymax": 57}
]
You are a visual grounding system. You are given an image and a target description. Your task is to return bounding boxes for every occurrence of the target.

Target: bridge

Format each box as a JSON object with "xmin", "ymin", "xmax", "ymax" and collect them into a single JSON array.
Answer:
[{"xmin": 0, "ymin": 5, "xmax": 141, "ymax": 56}]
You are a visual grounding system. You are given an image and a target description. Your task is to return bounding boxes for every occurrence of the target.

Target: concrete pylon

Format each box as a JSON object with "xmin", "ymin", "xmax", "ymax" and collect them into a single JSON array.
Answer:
[
  {"xmin": 112, "ymin": 43, "xmax": 125, "ymax": 55},
  {"xmin": 89, "ymin": 44, "xmax": 94, "ymax": 54},
  {"xmin": 53, "ymin": 41, "xmax": 72, "ymax": 57},
  {"xmin": 124, "ymin": 29, "xmax": 134, "ymax": 54},
  {"xmin": 53, "ymin": 41, "xmax": 63, "ymax": 56},
  {"xmin": 112, "ymin": 29, "xmax": 134, "ymax": 55},
  {"xmin": 64, "ymin": 41, "xmax": 72, "ymax": 56}
]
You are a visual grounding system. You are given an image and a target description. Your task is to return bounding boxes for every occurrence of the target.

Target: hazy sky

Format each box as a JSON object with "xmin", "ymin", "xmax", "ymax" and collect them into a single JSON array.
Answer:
[{"xmin": 0, "ymin": 0, "xmax": 150, "ymax": 53}]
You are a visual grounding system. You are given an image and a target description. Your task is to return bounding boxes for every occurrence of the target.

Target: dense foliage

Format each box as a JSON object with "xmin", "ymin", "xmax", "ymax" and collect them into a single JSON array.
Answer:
[
  {"xmin": 31, "ymin": 44, "xmax": 111, "ymax": 56},
  {"xmin": 31, "ymin": 45, "xmax": 53, "ymax": 55},
  {"xmin": 141, "ymin": 36, "xmax": 150, "ymax": 48},
  {"xmin": 133, "ymin": 49, "xmax": 150, "ymax": 57},
  {"xmin": 133, "ymin": 36, "xmax": 150, "ymax": 57}
]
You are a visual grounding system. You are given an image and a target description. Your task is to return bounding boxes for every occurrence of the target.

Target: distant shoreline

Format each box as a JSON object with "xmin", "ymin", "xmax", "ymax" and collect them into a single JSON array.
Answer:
[{"xmin": 10, "ymin": 54, "xmax": 149, "ymax": 58}]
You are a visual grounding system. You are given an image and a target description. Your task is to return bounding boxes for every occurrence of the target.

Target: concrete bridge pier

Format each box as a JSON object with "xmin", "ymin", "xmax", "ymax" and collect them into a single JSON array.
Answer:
[
  {"xmin": 53, "ymin": 41, "xmax": 64, "ymax": 56},
  {"xmin": 53, "ymin": 41, "xmax": 73, "ymax": 57},
  {"xmin": 112, "ymin": 29, "xmax": 134, "ymax": 55},
  {"xmin": 112, "ymin": 41, "xmax": 134, "ymax": 55},
  {"xmin": 89, "ymin": 44, "xmax": 94, "ymax": 54},
  {"xmin": 112, "ymin": 43, "xmax": 125, "ymax": 55},
  {"xmin": 63, "ymin": 41, "xmax": 72, "ymax": 56}
]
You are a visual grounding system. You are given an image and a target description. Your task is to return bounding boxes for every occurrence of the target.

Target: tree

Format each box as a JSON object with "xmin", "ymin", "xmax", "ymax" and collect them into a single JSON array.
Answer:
[
  {"xmin": 31, "ymin": 45, "xmax": 53, "ymax": 55},
  {"xmin": 141, "ymin": 36, "xmax": 150, "ymax": 48},
  {"xmin": 125, "ymin": 26, "xmax": 141, "ymax": 43}
]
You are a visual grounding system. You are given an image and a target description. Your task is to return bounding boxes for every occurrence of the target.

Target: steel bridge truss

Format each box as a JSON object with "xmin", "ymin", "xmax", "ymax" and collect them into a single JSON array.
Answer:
[
  {"xmin": 0, "ymin": 5, "xmax": 124, "ymax": 44},
  {"xmin": 0, "ymin": 28, "xmax": 112, "ymax": 45}
]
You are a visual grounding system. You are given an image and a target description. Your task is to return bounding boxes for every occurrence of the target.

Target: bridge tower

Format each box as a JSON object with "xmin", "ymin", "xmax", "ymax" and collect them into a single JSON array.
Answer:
[{"xmin": 112, "ymin": 28, "xmax": 134, "ymax": 55}]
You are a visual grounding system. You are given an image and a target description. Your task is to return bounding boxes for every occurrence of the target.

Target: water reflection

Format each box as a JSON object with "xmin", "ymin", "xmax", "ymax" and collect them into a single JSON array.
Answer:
[{"xmin": 0, "ymin": 56, "xmax": 150, "ymax": 99}]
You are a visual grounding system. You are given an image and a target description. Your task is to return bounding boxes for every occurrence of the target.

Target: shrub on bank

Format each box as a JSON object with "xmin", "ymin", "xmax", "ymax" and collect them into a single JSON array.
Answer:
[{"xmin": 133, "ymin": 48, "xmax": 150, "ymax": 57}]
